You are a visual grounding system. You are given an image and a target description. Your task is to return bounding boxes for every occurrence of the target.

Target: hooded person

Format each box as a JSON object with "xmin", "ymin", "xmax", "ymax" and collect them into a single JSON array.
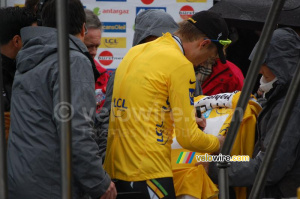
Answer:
[
  {"xmin": 95, "ymin": 9, "xmax": 179, "ymax": 162},
  {"xmin": 208, "ymin": 27, "xmax": 300, "ymax": 198}
]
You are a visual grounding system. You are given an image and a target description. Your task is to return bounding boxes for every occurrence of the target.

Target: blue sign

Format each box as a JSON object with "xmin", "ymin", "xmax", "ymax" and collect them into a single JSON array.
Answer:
[{"xmin": 102, "ymin": 22, "xmax": 126, "ymax": 33}]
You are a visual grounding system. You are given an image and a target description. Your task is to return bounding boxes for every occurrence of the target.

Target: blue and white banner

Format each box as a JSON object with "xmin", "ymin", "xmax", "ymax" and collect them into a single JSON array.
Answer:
[{"xmin": 8, "ymin": 0, "xmax": 213, "ymax": 69}]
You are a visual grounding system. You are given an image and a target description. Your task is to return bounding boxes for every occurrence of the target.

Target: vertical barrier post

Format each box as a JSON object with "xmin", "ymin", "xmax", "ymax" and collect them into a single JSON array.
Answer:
[{"xmin": 56, "ymin": 0, "xmax": 72, "ymax": 198}]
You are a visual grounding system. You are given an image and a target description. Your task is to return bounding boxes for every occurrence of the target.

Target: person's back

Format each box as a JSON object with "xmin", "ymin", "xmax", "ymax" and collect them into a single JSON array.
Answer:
[
  {"xmin": 105, "ymin": 34, "xmax": 200, "ymax": 180},
  {"xmin": 104, "ymin": 11, "xmax": 230, "ymax": 198},
  {"xmin": 96, "ymin": 9, "xmax": 179, "ymax": 162},
  {"xmin": 7, "ymin": 0, "xmax": 115, "ymax": 198}
]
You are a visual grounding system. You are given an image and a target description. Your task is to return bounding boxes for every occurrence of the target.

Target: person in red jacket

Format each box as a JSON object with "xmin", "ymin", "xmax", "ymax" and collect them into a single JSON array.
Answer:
[
  {"xmin": 84, "ymin": 9, "xmax": 109, "ymax": 112},
  {"xmin": 196, "ymin": 58, "xmax": 244, "ymax": 95}
]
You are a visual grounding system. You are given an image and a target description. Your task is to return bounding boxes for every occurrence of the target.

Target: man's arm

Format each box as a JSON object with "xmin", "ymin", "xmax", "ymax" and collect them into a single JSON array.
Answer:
[{"xmin": 169, "ymin": 64, "xmax": 220, "ymax": 153}]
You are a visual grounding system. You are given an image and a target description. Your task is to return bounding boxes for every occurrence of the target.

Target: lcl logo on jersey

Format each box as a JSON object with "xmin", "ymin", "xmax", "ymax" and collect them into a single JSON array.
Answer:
[
  {"xmin": 189, "ymin": 88, "xmax": 195, "ymax": 105},
  {"xmin": 179, "ymin": 5, "xmax": 194, "ymax": 20}
]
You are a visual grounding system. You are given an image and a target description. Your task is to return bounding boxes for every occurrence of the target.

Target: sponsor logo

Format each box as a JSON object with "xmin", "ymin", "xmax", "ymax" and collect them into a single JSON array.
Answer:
[
  {"xmin": 141, "ymin": 0, "xmax": 154, "ymax": 5},
  {"xmin": 92, "ymin": 7, "xmax": 128, "ymax": 16},
  {"xmin": 189, "ymin": 79, "xmax": 196, "ymax": 84},
  {"xmin": 176, "ymin": 152, "xmax": 196, "ymax": 164},
  {"xmin": 189, "ymin": 88, "xmax": 195, "ymax": 105},
  {"xmin": 102, "ymin": 8, "xmax": 129, "ymax": 15},
  {"xmin": 102, "ymin": 22, "xmax": 126, "ymax": 33},
  {"xmin": 179, "ymin": 5, "xmax": 194, "ymax": 20},
  {"xmin": 96, "ymin": 0, "xmax": 126, "ymax": 1},
  {"xmin": 177, "ymin": 0, "xmax": 206, "ymax": 2},
  {"xmin": 99, "ymin": 37, "xmax": 126, "ymax": 48},
  {"xmin": 136, "ymin": 7, "xmax": 166, "ymax": 15},
  {"xmin": 99, "ymin": 51, "xmax": 113, "ymax": 66},
  {"xmin": 93, "ymin": 7, "xmax": 101, "ymax": 16},
  {"xmin": 98, "ymin": 51, "xmax": 123, "ymax": 66}
]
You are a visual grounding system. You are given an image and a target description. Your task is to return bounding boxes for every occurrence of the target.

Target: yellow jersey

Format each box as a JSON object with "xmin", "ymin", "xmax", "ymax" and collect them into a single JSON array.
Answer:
[
  {"xmin": 172, "ymin": 92, "xmax": 262, "ymax": 199},
  {"xmin": 104, "ymin": 33, "xmax": 219, "ymax": 181}
]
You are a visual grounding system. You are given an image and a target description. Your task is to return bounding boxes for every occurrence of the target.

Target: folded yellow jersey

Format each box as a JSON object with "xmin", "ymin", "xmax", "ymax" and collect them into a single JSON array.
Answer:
[{"xmin": 171, "ymin": 91, "xmax": 262, "ymax": 199}]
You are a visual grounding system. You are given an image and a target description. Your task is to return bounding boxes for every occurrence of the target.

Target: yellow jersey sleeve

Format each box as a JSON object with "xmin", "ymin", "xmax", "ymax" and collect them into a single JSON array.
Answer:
[{"xmin": 168, "ymin": 65, "xmax": 219, "ymax": 153}]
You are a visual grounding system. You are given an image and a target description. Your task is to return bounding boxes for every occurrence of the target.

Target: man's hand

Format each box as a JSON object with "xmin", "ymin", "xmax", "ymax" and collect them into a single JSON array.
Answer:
[
  {"xmin": 196, "ymin": 115, "xmax": 206, "ymax": 130},
  {"xmin": 215, "ymin": 135, "xmax": 226, "ymax": 154},
  {"xmin": 100, "ymin": 181, "xmax": 117, "ymax": 199}
]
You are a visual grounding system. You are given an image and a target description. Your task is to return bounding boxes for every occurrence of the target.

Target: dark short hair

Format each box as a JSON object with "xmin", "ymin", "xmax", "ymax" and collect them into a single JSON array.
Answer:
[
  {"xmin": 85, "ymin": 9, "xmax": 102, "ymax": 30},
  {"xmin": 0, "ymin": 7, "xmax": 36, "ymax": 45},
  {"xmin": 41, "ymin": 0, "xmax": 86, "ymax": 35},
  {"xmin": 25, "ymin": 0, "xmax": 39, "ymax": 14}
]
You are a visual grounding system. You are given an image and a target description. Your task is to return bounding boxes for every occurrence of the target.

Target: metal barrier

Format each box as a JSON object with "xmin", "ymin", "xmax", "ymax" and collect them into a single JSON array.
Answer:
[
  {"xmin": 56, "ymin": 0, "xmax": 73, "ymax": 198},
  {"xmin": 217, "ymin": 0, "xmax": 286, "ymax": 198},
  {"xmin": 0, "ymin": 52, "xmax": 8, "ymax": 199}
]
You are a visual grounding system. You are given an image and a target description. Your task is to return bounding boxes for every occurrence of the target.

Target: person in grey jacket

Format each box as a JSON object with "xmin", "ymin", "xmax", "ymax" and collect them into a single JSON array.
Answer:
[
  {"xmin": 7, "ymin": 0, "xmax": 116, "ymax": 198},
  {"xmin": 208, "ymin": 27, "xmax": 300, "ymax": 198},
  {"xmin": 95, "ymin": 9, "xmax": 179, "ymax": 162}
]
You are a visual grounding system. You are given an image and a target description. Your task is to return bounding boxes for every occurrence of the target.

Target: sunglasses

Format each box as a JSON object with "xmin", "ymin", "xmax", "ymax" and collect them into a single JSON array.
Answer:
[{"xmin": 210, "ymin": 39, "xmax": 232, "ymax": 46}]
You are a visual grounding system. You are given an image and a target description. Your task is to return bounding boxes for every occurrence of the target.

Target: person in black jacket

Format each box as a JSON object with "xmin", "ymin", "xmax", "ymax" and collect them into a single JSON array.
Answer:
[
  {"xmin": 0, "ymin": 6, "xmax": 36, "ymax": 112},
  {"xmin": 0, "ymin": 7, "xmax": 36, "ymax": 142},
  {"xmin": 208, "ymin": 27, "xmax": 300, "ymax": 198}
]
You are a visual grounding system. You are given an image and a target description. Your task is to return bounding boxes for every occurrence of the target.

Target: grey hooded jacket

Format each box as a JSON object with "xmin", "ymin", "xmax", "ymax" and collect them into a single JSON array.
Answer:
[
  {"xmin": 95, "ymin": 9, "xmax": 179, "ymax": 162},
  {"xmin": 209, "ymin": 28, "xmax": 300, "ymax": 198},
  {"xmin": 7, "ymin": 26, "xmax": 111, "ymax": 199}
]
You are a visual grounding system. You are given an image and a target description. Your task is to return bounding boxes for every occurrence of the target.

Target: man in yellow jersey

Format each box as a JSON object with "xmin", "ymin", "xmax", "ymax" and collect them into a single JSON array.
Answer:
[{"xmin": 104, "ymin": 11, "xmax": 230, "ymax": 199}]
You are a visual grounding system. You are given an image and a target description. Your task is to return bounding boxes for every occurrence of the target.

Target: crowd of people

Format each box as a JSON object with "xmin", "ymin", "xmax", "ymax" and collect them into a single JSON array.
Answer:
[{"xmin": 1, "ymin": 0, "xmax": 300, "ymax": 199}]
